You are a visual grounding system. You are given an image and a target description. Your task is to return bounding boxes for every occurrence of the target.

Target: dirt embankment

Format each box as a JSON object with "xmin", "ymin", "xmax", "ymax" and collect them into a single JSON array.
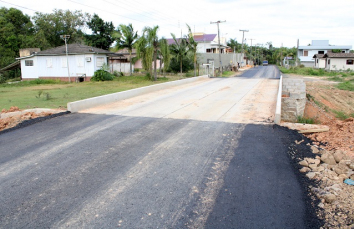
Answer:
[
  {"xmin": 299, "ymin": 79, "xmax": 354, "ymax": 228},
  {"xmin": 304, "ymin": 81, "xmax": 354, "ymax": 157},
  {"xmin": 0, "ymin": 106, "xmax": 55, "ymax": 132}
]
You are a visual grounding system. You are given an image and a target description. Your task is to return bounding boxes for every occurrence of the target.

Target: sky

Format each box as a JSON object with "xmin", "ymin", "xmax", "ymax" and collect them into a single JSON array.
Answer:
[{"xmin": 1, "ymin": 0, "xmax": 354, "ymax": 49}]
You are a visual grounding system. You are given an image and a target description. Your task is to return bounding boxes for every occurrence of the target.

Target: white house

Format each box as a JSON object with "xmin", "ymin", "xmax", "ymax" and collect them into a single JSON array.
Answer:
[
  {"xmin": 17, "ymin": 44, "xmax": 120, "ymax": 82},
  {"xmin": 323, "ymin": 52, "xmax": 354, "ymax": 71},
  {"xmin": 298, "ymin": 40, "xmax": 352, "ymax": 67},
  {"xmin": 167, "ymin": 33, "xmax": 228, "ymax": 54}
]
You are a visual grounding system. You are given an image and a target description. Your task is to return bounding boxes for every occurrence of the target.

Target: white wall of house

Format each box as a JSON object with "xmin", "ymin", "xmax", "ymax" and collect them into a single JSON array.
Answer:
[
  {"xmin": 110, "ymin": 62, "xmax": 133, "ymax": 73},
  {"xmin": 299, "ymin": 50, "xmax": 326, "ymax": 62},
  {"xmin": 20, "ymin": 56, "xmax": 38, "ymax": 79},
  {"xmin": 325, "ymin": 58, "xmax": 354, "ymax": 71},
  {"xmin": 314, "ymin": 58, "xmax": 326, "ymax": 69},
  {"xmin": 20, "ymin": 54, "xmax": 108, "ymax": 79}
]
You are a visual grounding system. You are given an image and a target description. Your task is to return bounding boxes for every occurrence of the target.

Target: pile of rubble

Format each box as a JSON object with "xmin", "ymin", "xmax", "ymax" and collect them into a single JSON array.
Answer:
[{"xmin": 299, "ymin": 146, "xmax": 354, "ymax": 228}]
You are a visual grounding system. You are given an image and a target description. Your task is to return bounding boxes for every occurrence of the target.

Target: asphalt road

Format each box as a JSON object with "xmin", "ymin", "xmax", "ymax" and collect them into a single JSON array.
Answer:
[{"xmin": 0, "ymin": 66, "xmax": 318, "ymax": 228}]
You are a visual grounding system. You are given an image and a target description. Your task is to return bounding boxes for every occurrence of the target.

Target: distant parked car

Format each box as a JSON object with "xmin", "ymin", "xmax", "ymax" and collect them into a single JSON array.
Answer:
[{"xmin": 262, "ymin": 60, "xmax": 268, "ymax": 66}]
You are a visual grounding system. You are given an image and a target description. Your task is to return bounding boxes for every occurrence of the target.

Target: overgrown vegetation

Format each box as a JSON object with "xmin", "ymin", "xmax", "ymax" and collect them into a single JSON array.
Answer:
[
  {"xmin": 332, "ymin": 110, "xmax": 349, "ymax": 120},
  {"xmin": 297, "ymin": 116, "xmax": 316, "ymax": 124},
  {"xmin": 281, "ymin": 67, "xmax": 354, "ymax": 92},
  {"xmin": 337, "ymin": 81, "xmax": 354, "ymax": 91}
]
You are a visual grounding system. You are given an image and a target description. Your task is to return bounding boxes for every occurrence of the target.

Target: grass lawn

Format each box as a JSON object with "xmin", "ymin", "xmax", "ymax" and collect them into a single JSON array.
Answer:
[
  {"xmin": 279, "ymin": 66, "xmax": 354, "ymax": 91},
  {"xmin": 221, "ymin": 71, "xmax": 237, "ymax": 77},
  {"xmin": 0, "ymin": 75, "xmax": 188, "ymax": 110}
]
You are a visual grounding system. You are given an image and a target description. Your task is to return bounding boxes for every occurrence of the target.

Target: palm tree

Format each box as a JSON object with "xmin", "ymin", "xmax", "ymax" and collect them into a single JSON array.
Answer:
[
  {"xmin": 186, "ymin": 24, "xmax": 198, "ymax": 77},
  {"xmin": 135, "ymin": 25, "xmax": 159, "ymax": 81},
  {"xmin": 115, "ymin": 24, "xmax": 138, "ymax": 76},
  {"xmin": 159, "ymin": 38, "xmax": 171, "ymax": 78},
  {"xmin": 170, "ymin": 33, "xmax": 188, "ymax": 74}
]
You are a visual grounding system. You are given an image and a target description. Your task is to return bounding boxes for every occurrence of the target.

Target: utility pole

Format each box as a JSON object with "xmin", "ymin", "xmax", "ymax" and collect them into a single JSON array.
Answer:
[
  {"xmin": 239, "ymin": 29, "xmax": 249, "ymax": 67},
  {"xmin": 211, "ymin": 20, "xmax": 226, "ymax": 76},
  {"xmin": 60, "ymin": 35, "xmax": 71, "ymax": 83},
  {"xmin": 249, "ymin": 38, "xmax": 255, "ymax": 66},
  {"xmin": 256, "ymin": 43, "xmax": 261, "ymax": 66}
]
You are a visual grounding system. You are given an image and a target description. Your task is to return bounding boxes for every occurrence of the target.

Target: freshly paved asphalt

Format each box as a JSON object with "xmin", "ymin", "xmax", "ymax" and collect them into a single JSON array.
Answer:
[{"xmin": 0, "ymin": 66, "xmax": 318, "ymax": 228}]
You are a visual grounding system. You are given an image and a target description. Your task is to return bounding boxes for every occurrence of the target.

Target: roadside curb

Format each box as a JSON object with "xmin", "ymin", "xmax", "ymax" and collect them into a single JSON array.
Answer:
[
  {"xmin": 67, "ymin": 75, "xmax": 209, "ymax": 112},
  {"xmin": 274, "ymin": 75, "xmax": 283, "ymax": 124}
]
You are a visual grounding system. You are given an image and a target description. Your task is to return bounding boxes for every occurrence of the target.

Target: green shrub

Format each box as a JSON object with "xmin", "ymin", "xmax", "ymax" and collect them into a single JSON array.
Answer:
[
  {"xmin": 113, "ymin": 70, "xmax": 119, "ymax": 77},
  {"xmin": 297, "ymin": 116, "xmax": 315, "ymax": 124},
  {"xmin": 91, "ymin": 69, "xmax": 114, "ymax": 81},
  {"xmin": 299, "ymin": 64, "xmax": 305, "ymax": 68},
  {"xmin": 0, "ymin": 74, "xmax": 6, "ymax": 84}
]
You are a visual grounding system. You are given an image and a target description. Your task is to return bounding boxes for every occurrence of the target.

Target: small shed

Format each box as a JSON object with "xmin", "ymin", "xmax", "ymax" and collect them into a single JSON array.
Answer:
[
  {"xmin": 312, "ymin": 54, "xmax": 326, "ymax": 69},
  {"xmin": 323, "ymin": 53, "xmax": 354, "ymax": 71}
]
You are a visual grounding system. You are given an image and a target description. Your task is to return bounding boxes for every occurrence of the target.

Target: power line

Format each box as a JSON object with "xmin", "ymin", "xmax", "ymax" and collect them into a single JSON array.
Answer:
[
  {"xmin": 110, "ymin": 0, "xmax": 172, "ymax": 22},
  {"xmin": 0, "ymin": 0, "xmax": 44, "ymax": 13},
  {"xmin": 102, "ymin": 0, "xmax": 170, "ymax": 23},
  {"xmin": 68, "ymin": 0, "xmax": 147, "ymax": 24}
]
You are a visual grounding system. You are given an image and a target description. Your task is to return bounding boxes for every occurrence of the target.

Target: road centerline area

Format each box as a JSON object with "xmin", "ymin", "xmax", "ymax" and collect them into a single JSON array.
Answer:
[{"xmin": 0, "ymin": 66, "xmax": 321, "ymax": 228}]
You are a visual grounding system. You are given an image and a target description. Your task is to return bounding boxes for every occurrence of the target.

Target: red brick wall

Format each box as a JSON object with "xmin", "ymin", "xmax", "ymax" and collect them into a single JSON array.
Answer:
[{"xmin": 22, "ymin": 76, "xmax": 92, "ymax": 82}]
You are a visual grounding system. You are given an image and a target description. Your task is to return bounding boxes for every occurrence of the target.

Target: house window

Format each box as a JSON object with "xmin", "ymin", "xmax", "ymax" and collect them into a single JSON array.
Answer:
[
  {"xmin": 206, "ymin": 49, "xmax": 211, "ymax": 53},
  {"xmin": 304, "ymin": 51, "xmax": 308, "ymax": 56},
  {"xmin": 25, "ymin": 60, "xmax": 33, "ymax": 66},
  {"xmin": 61, "ymin": 57, "xmax": 67, "ymax": 68},
  {"xmin": 318, "ymin": 51, "xmax": 324, "ymax": 54},
  {"xmin": 316, "ymin": 59, "xmax": 318, "ymax": 63},
  {"xmin": 342, "ymin": 50, "xmax": 345, "ymax": 53},
  {"xmin": 347, "ymin": 60, "xmax": 353, "ymax": 65},
  {"xmin": 46, "ymin": 58, "xmax": 53, "ymax": 68},
  {"xmin": 96, "ymin": 57, "xmax": 105, "ymax": 67},
  {"xmin": 328, "ymin": 59, "xmax": 330, "ymax": 65}
]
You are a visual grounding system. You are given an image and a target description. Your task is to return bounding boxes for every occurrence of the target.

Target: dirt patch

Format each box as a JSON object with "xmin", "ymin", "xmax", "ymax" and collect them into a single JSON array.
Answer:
[{"xmin": 0, "ymin": 107, "xmax": 55, "ymax": 132}]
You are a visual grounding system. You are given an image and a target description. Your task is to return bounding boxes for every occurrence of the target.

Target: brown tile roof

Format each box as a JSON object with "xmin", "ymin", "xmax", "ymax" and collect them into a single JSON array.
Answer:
[
  {"xmin": 36, "ymin": 44, "xmax": 117, "ymax": 56},
  {"xmin": 323, "ymin": 53, "xmax": 354, "ymax": 58},
  {"xmin": 313, "ymin": 54, "xmax": 325, "ymax": 58}
]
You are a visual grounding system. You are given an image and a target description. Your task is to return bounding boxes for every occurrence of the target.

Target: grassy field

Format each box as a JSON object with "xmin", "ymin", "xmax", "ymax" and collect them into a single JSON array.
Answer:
[
  {"xmin": 279, "ymin": 66, "xmax": 354, "ymax": 91},
  {"xmin": 0, "ymin": 75, "xmax": 189, "ymax": 110}
]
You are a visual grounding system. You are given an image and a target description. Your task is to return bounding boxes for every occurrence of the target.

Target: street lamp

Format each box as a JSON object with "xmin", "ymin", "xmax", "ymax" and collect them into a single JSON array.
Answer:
[{"xmin": 60, "ymin": 35, "xmax": 71, "ymax": 82}]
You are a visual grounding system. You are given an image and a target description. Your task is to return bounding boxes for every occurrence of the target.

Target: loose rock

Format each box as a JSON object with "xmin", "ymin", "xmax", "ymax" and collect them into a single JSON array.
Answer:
[
  {"xmin": 299, "ymin": 160, "xmax": 309, "ymax": 167},
  {"xmin": 306, "ymin": 172, "xmax": 317, "ymax": 179},
  {"xmin": 300, "ymin": 167, "xmax": 311, "ymax": 173},
  {"xmin": 321, "ymin": 153, "xmax": 337, "ymax": 165},
  {"xmin": 324, "ymin": 194, "xmax": 336, "ymax": 203}
]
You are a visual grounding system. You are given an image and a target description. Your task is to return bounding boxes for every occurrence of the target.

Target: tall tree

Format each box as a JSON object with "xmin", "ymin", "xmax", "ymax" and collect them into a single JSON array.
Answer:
[
  {"xmin": 115, "ymin": 24, "xmax": 138, "ymax": 75},
  {"xmin": 227, "ymin": 38, "xmax": 241, "ymax": 53},
  {"xmin": 186, "ymin": 24, "xmax": 198, "ymax": 77},
  {"xmin": 159, "ymin": 38, "xmax": 170, "ymax": 78},
  {"xmin": 33, "ymin": 9, "xmax": 89, "ymax": 48},
  {"xmin": 85, "ymin": 14, "xmax": 115, "ymax": 50},
  {"xmin": 135, "ymin": 25, "xmax": 159, "ymax": 81},
  {"xmin": 170, "ymin": 33, "xmax": 188, "ymax": 74}
]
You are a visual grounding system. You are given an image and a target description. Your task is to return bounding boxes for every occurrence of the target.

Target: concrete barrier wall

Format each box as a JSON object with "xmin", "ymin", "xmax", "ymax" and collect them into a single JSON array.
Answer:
[
  {"xmin": 281, "ymin": 78, "xmax": 306, "ymax": 122},
  {"xmin": 274, "ymin": 75, "xmax": 283, "ymax": 124},
  {"xmin": 67, "ymin": 75, "xmax": 208, "ymax": 112}
]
